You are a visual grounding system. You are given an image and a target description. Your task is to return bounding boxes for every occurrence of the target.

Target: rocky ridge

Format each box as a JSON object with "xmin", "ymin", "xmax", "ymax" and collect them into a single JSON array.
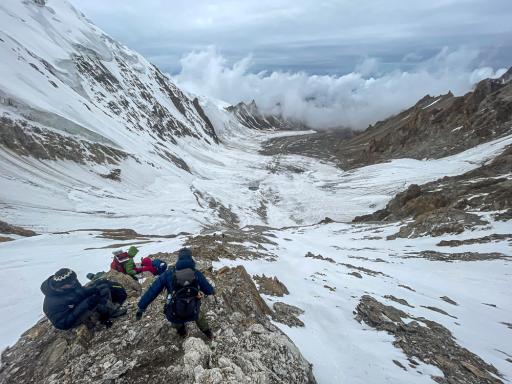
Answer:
[{"xmin": 0, "ymin": 249, "xmax": 315, "ymax": 384}]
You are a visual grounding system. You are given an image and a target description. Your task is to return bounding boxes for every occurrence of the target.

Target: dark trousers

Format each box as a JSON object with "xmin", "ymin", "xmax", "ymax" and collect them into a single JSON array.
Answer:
[{"xmin": 172, "ymin": 310, "xmax": 209, "ymax": 332}]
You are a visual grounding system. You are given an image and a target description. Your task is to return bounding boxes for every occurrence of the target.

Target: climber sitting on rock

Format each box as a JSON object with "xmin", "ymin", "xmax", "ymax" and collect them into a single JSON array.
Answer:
[
  {"xmin": 135, "ymin": 248, "xmax": 215, "ymax": 339},
  {"xmin": 41, "ymin": 268, "xmax": 127, "ymax": 330},
  {"xmin": 134, "ymin": 256, "xmax": 168, "ymax": 276},
  {"xmin": 110, "ymin": 246, "xmax": 139, "ymax": 279}
]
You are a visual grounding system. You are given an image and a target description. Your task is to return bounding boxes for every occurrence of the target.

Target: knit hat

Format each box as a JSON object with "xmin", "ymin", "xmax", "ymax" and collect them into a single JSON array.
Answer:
[
  {"xmin": 178, "ymin": 247, "xmax": 192, "ymax": 259},
  {"xmin": 127, "ymin": 246, "xmax": 139, "ymax": 257},
  {"xmin": 52, "ymin": 268, "xmax": 77, "ymax": 288}
]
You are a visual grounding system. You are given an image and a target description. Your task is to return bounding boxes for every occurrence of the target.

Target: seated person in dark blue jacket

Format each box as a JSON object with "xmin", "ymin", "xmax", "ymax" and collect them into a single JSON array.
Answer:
[
  {"xmin": 41, "ymin": 268, "xmax": 127, "ymax": 330},
  {"xmin": 136, "ymin": 248, "xmax": 215, "ymax": 339}
]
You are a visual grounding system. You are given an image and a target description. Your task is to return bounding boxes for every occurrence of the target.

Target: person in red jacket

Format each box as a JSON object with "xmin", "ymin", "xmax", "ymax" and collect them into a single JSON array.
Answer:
[{"xmin": 135, "ymin": 257, "xmax": 158, "ymax": 275}]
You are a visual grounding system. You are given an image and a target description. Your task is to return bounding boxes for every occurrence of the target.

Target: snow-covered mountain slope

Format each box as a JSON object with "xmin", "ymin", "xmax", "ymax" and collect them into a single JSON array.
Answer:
[{"xmin": 0, "ymin": 1, "xmax": 511, "ymax": 384}]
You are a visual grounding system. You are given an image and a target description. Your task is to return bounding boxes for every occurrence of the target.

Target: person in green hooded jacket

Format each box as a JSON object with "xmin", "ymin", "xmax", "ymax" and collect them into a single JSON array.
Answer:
[{"xmin": 110, "ymin": 246, "xmax": 139, "ymax": 279}]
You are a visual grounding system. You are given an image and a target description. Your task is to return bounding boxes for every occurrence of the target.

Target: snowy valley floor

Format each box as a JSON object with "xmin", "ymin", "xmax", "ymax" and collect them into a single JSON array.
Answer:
[{"xmin": 1, "ymin": 129, "xmax": 511, "ymax": 383}]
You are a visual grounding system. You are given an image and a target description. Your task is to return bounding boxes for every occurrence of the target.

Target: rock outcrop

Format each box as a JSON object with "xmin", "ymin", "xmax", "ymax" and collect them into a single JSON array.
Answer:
[
  {"xmin": 355, "ymin": 295, "xmax": 503, "ymax": 383},
  {"xmin": 0, "ymin": 219, "xmax": 37, "ymax": 237},
  {"xmin": 354, "ymin": 144, "xmax": 512, "ymax": 237},
  {"xmin": 0, "ymin": 254, "xmax": 316, "ymax": 384}
]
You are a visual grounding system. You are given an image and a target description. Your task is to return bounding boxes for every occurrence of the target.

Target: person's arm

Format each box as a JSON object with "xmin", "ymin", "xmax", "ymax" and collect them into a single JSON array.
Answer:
[
  {"xmin": 196, "ymin": 271, "xmax": 215, "ymax": 295},
  {"xmin": 53, "ymin": 296, "xmax": 97, "ymax": 329},
  {"xmin": 137, "ymin": 271, "xmax": 168, "ymax": 312}
]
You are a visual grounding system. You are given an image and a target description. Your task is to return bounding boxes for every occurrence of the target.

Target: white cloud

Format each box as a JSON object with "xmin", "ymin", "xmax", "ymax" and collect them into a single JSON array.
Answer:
[{"xmin": 174, "ymin": 46, "xmax": 507, "ymax": 129}]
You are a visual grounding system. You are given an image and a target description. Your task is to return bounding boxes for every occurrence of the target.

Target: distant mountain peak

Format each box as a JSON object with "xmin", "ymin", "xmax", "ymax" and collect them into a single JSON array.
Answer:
[{"xmin": 226, "ymin": 100, "xmax": 310, "ymax": 131}]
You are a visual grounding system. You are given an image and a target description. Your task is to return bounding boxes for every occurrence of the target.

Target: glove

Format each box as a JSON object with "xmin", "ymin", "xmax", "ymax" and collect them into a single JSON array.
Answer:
[
  {"xmin": 135, "ymin": 310, "xmax": 143, "ymax": 320},
  {"xmin": 86, "ymin": 294, "xmax": 100, "ymax": 309}
]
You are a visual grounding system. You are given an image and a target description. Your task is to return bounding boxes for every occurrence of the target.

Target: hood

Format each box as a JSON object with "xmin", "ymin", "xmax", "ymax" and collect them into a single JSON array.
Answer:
[
  {"xmin": 40, "ymin": 276, "xmax": 60, "ymax": 296},
  {"xmin": 40, "ymin": 276, "xmax": 81, "ymax": 296},
  {"xmin": 141, "ymin": 257, "xmax": 153, "ymax": 267},
  {"xmin": 40, "ymin": 277, "xmax": 52, "ymax": 295},
  {"xmin": 175, "ymin": 254, "xmax": 196, "ymax": 271}
]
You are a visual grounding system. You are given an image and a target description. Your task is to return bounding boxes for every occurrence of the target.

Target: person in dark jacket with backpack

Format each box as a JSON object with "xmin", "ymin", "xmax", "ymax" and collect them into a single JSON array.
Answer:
[
  {"xmin": 135, "ymin": 248, "xmax": 215, "ymax": 339},
  {"xmin": 41, "ymin": 268, "xmax": 127, "ymax": 330}
]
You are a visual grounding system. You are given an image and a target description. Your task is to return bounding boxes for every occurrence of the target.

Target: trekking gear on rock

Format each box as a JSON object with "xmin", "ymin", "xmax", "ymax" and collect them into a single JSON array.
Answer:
[
  {"xmin": 86, "ymin": 271, "xmax": 106, "ymax": 281},
  {"xmin": 135, "ymin": 310, "xmax": 143, "ymax": 320},
  {"xmin": 164, "ymin": 268, "xmax": 200, "ymax": 322}
]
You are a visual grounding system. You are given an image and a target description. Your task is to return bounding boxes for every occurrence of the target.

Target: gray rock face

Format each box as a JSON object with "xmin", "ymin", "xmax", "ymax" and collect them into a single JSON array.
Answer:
[{"xmin": 0, "ymin": 260, "xmax": 315, "ymax": 384}]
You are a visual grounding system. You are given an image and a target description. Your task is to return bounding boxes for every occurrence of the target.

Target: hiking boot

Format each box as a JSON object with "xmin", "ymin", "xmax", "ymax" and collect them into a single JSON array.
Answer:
[
  {"xmin": 202, "ymin": 329, "xmax": 214, "ymax": 340},
  {"xmin": 176, "ymin": 325, "xmax": 188, "ymax": 338},
  {"xmin": 110, "ymin": 307, "xmax": 127, "ymax": 318}
]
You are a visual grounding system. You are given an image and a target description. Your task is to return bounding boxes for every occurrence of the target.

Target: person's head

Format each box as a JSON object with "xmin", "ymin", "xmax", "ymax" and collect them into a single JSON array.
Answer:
[
  {"xmin": 176, "ymin": 248, "xmax": 195, "ymax": 270},
  {"xmin": 178, "ymin": 247, "xmax": 192, "ymax": 259},
  {"xmin": 128, "ymin": 246, "xmax": 139, "ymax": 257},
  {"xmin": 51, "ymin": 268, "xmax": 79, "ymax": 290}
]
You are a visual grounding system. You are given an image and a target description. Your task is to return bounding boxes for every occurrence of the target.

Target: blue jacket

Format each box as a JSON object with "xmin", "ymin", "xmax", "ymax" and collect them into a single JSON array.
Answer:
[{"xmin": 137, "ymin": 255, "xmax": 214, "ymax": 313}]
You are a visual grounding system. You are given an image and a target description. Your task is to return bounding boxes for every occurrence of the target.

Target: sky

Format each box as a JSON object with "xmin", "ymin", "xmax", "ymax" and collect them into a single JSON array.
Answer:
[{"xmin": 70, "ymin": 0, "xmax": 512, "ymax": 128}]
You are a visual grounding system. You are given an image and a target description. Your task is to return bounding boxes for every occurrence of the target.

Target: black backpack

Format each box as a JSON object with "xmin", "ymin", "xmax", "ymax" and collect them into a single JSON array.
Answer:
[{"xmin": 165, "ymin": 268, "xmax": 200, "ymax": 322}]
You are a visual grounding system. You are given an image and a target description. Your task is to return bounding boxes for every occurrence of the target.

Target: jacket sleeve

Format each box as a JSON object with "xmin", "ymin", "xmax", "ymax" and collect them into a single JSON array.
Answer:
[
  {"xmin": 196, "ymin": 271, "xmax": 215, "ymax": 295},
  {"xmin": 137, "ymin": 271, "xmax": 168, "ymax": 312},
  {"xmin": 125, "ymin": 258, "xmax": 137, "ymax": 276},
  {"xmin": 54, "ymin": 299, "xmax": 91, "ymax": 330}
]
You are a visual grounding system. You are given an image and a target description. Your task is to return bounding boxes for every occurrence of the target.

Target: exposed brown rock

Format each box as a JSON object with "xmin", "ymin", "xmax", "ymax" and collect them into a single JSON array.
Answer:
[
  {"xmin": 272, "ymin": 302, "xmax": 305, "ymax": 327},
  {"xmin": 0, "ymin": 220, "xmax": 37, "ymax": 237},
  {"xmin": 437, "ymin": 234, "xmax": 512, "ymax": 247},
  {"xmin": 253, "ymin": 274, "xmax": 289, "ymax": 297},
  {"xmin": 305, "ymin": 251, "xmax": 335, "ymax": 264},
  {"xmin": 384, "ymin": 295, "xmax": 414, "ymax": 308},
  {"xmin": 99, "ymin": 168, "xmax": 121, "ymax": 181},
  {"xmin": 440, "ymin": 296, "xmax": 458, "ymax": 306},
  {"xmin": 387, "ymin": 209, "xmax": 488, "ymax": 239},
  {"xmin": 420, "ymin": 305, "xmax": 457, "ymax": 319},
  {"xmin": 406, "ymin": 250, "xmax": 509, "ymax": 262}
]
